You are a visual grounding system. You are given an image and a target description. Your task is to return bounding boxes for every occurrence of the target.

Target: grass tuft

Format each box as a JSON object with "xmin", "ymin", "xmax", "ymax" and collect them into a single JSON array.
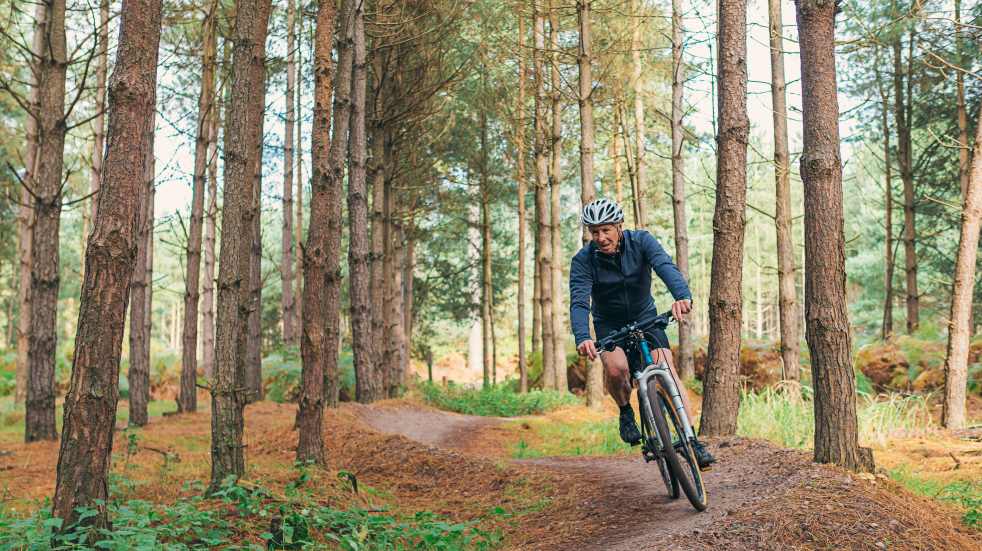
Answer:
[{"xmin": 418, "ymin": 381, "xmax": 579, "ymax": 417}]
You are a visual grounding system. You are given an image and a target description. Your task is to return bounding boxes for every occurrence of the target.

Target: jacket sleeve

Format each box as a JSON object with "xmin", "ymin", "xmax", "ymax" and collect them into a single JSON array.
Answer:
[
  {"xmin": 569, "ymin": 252, "xmax": 594, "ymax": 345},
  {"xmin": 640, "ymin": 231, "xmax": 692, "ymax": 301}
]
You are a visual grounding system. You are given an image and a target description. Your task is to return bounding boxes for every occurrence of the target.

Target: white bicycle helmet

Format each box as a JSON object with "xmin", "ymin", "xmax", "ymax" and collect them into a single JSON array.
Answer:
[{"xmin": 581, "ymin": 198, "xmax": 624, "ymax": 226}]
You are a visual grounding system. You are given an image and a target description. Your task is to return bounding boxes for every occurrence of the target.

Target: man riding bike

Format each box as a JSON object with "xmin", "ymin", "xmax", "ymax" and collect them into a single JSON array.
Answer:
[{"xmin": 569, "ymin": 198, "xmax": 716, "ymax": 469}]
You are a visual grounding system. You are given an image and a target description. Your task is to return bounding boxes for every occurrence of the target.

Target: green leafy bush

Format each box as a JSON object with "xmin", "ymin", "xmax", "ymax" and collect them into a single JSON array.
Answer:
[
  {"xmin": 0, "ymin": 476, "xmax": 497, "ymax": 550},
  {"xmin": 419, "ymin": 381, "xmax": 578, "ymax": 417},
  {"xmin": 263, "ymin": 347, "xmax": 355, "ymax": 403}
]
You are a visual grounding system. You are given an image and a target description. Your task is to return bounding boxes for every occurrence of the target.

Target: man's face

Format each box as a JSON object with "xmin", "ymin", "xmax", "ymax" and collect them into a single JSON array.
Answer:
[{"xmin": 589, "ymin": 223, "xmax": 622, "ymax": 254}]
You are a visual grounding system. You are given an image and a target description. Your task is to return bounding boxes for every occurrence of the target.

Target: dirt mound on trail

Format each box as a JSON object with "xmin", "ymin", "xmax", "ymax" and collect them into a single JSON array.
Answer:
[{"xmin": 688, "ymin": 467, "xmax": 980, "ymax": 550}]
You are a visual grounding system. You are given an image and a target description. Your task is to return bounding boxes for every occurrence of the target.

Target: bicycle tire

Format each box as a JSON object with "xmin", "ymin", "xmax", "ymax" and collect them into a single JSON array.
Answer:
[
  {"xmin": 639, "ymin": 393, "xmax": 679, "ymax": 499},
  {"xmin": 646, "ymin": 381, "xmax": 708, "ymax": 512}
]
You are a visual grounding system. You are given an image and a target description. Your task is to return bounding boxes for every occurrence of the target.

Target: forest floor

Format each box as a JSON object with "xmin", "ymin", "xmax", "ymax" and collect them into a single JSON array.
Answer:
[{"xmin": 0, "ymin": 394, "xmax": 980, "ymax": 549}]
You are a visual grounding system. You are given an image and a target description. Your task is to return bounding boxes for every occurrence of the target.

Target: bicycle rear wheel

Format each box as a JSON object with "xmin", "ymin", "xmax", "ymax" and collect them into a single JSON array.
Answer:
[
  {"xmin": 649, "ymin": 383, "xmax": 707, "ymax": 511},
  {"xmin": 639, "ymin": 393, "xmax": 679, "ymax": 499}
]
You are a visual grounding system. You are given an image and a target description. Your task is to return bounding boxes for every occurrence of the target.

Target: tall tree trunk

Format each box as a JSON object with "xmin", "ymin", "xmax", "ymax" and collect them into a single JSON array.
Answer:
[
  {"xmin": 15, "ymin": 0, "xmax": 47, "ymax": 406},
  {"xmin": 892, "ymin": 38, "xmax": 918, "ymax": 334},
  {"xmin": 25, "ymin": 0, "xmax": 68, "ymax": 443},
  {"xmin": 671, "ymin": 0, "xmax": 694, "ymax": 382},
  {"xmin": 532, "ymin": 255, "xmax": 541, "ymax": 356},
  {"xmin": 88, "ymin": 0, "xmax": 110, "ymax": 232},
  {"xmin": 297, "ymin": 0, "xmax": 342, "ymax": 464},
  {"xmin": 481, "ymin": 108, "xmax": 493, "ymax": 389},
  {"xmin": 533, "ymin": 1, "xmax": 554, "ymax": 389},
  {"xmin": 876, "ymin": 63, "xmax": 894, "ymax": 340},
  {"xmin": 953, "ymin": 0, "xmax": 973, "ymax": 336},
  {"xmin": 387, "ymin": 217, "xmax": 407, "ymax": 393},
  {"xmin": 549, "ymin": 0, "xmax": 567, "ymax": 392},
  {"xmin": 211, "ymin": 0, "xmax": 273, "ymax": 490},
  {"xmin": 180, "ymin": 0, "xmax": 219, "ymax": 413},
  {"xmin": 955, "ymin": 0, "xmax": 969, "ymax": 201},
  {"xmin": 768, "ymin": 0, "xmax": 799, "ymax": 393},
  {"xmin": 295, "ymin": 10, "xmax": 304, "ymax": 344},
  {"xmin": 577, "ymin": 0, "xmax": 602, "ymax": 404},
  {"xmin": 246, "ymin": 165, "xmax": 263, "ymax": 402},
  {"xmin": 795, "ymin": 0, "xmax": 873, "ymax": 473},
  {"xmin": 630, "ymin": 0, "xmax": 647, "ymax": 226},
  {"xmin": 611, "ymin": 119, "xmax": 623, "ymax": 205},
  {"xmin": 369, "ymin": 42, "xmax": 388, "ymax": 393},
  {"xmin": 699, "ymin": 0, "xmax": 748, "ymax": 438},
  {"xmin": 281, "ymin": 0, "xmax": 298, "ymax": 345},
  {"xmin": 942, "ymin": 97, "xmax": 982, "ymax": 429},
  {"xmin": 403, "ymin": 218, "xmax": 415, "ymax": 378},
  {"xmin": 202, "ymin": 67, "xmax": 222, "ymax": 381},
  {"xmin": 52, "ymin": 0, "xmax": 162, "ymax": 526},
  {"xmin": 128, "ymin": 148, "xmax": 154, "ymax": 428},
  {"xmin": 349, "ymin": 1, "xmax": 381, "ymax": 403},
  {"xmin": 516, "ymin": 7, "xmax": 529, "ymax": 393}
]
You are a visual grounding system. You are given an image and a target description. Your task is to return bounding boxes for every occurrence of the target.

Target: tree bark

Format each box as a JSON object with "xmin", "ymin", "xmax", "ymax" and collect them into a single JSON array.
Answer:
[
  {"xmin": 180, "ymin": 0, "xmax": 219, "ymax": 413},
  {"xmin": 549, "ymin": 0, "xmax": 567, "ymax": 393},
  {"xmin": 481, "ymin": 108, "xmax": 493, "ymax": 389},
  {"xmin": 349, "ymin": 2, "xmax": 381, "ymax": 403},
  {"xmin": 295, "ymin": 10, "xmax": 305, "ymax": 344},
  {"xmin": 516, "ymin": 6, "xmax": 529, "ymax": 393},
  {"xmin": 15, "ymin": 0, "xmax": 47, "ymax": 406},
  {"xmin": 24, "ymin": 0, "xmax": 68, "ymax": 443},
  {"xmin": 671, "ymin": 0, "xmax": 694, "ymax": 382},
  {"xmin": 202, "ymin": 59, "xmax": 222, "ymax": 381},
  {"xmin": 297, "ymin": 0, "xmax": 342, "ymax": 464},
  {"xmin": 630, "ymin": 0, "xmax": 647, "ymax": 225},
  {"xmin": 892, "ymin": 38, "xmax": 918, "ymax": 334},
  {"xmin": 246, "ymin": 162, "xmax": 263, "ymax": 402},
  {"xmin": 576, "ymin": 0, "xmax": 602, "ymax": 404},
  {"xmin": 128, "ymin": 145, "xmax": 154, "ymax": 428},
  {"xmin": 211, "ymin": 0, "xmax": 273, "ymax": 490},
  {"xmin": 281, "ymin": 0, "xmax": 298, "ymax": 345},
  {"xmin": 699, "ymin": 0, "xmax": 748, "ymax": 438},
  {"xmin": 956, "ymin": 0, "xmax": 969, "ymax": 202},
  {"xmin": 533, "ymin": 1, "xmax": 554, "ymax": 389},
  {"xmin": 52, "ymin": 0, "xmax": 162, "ymax": 527},
  {"xmin": 768, "ymin": 0, "xmax": 799, "ymax": 393},
  {"xmin": 795, "ymin": 0, "xmax": 873, "ymax": 472},
  {"xmin": 942, "ymin": 92, "xmax": 982, "ymax": 429},
  {"xmin": 875, "ymin": 63, "xmax": 894, "ymax": 340},
  {"xmin": 369, "ymin": 42, "xmax": 388, "ymax": 393},
  {"xmin": 88, "ymin": 0, "xmax": 110, "ymax": 232}
]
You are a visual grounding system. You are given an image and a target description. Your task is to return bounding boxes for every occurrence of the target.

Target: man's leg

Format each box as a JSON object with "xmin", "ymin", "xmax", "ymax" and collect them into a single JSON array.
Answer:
[
  {"xmin": 653, "ymin": 347, "xmax": 716, "ymax": 468},
  {"xmin": 601, "ymin": 347, "xmax": 641, "ymax": 445}
]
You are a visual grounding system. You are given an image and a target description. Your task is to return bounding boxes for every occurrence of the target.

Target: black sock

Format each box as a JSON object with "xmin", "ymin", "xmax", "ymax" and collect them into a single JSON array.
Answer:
[{"xmin": 619, "ymin": 403, "xmax": 633, "ymax": 416}]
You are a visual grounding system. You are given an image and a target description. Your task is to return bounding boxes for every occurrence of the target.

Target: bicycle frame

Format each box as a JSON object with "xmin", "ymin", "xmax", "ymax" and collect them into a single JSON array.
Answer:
[{"xmin": 634, "ymin": 337, "xmax": 696, "ymax": 442}]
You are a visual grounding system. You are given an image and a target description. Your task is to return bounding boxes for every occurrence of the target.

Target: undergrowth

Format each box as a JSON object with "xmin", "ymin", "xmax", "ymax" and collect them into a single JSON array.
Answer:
[
  {"xmin": 418, "ymin": 381, "xmax": 578, "ymax": 417},
  {"xmin": 889, "ymin": 468, "xmax": 982, "ymax": 529},
  {"xmin": 736, "ymin": 387, "xmax": 932, "ymax": 449},
  {"xmin": 511, "ymin": 419, "xmax": 627, "ymax": 458},
  {"xmin": 0, "ymin": 472, "xmax": 499, "ymax": 550}
]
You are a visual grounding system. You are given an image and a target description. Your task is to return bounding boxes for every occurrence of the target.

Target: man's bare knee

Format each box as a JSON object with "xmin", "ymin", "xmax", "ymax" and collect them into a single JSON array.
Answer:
[{"xmin": 602, "ymin": 350, "xmax": 629, "ymax": 379}]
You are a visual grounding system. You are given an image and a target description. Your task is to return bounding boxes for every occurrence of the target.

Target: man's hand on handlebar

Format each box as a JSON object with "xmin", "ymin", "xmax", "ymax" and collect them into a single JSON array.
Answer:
[
  {"xmin": 577, "ymin": 339, "xmax": 599, "ymax": 361},
  {"xmin": 671, "ymin": 299, "xmax": 692, "ymax": 321}
]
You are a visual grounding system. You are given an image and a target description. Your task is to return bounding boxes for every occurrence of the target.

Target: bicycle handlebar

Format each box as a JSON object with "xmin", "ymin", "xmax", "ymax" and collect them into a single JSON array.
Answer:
[{"xmin": 596, "ymin": 312, "xmax": 674, "ymax": 352}]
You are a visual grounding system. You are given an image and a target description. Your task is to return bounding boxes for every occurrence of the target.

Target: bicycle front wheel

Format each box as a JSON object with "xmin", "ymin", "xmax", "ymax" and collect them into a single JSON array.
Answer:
[
  {"xmin": 639, "ymin": 392, "xmax": 679, "ymax": 499},
  {"xmin": 651, "ymin": 384, "xmax": 708, "ymax": 511}
]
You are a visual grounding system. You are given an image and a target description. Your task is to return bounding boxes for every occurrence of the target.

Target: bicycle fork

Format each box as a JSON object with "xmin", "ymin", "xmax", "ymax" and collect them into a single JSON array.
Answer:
[{"xmin": 636, "ymin": 340, "xmax": 696, "ymax": 442}]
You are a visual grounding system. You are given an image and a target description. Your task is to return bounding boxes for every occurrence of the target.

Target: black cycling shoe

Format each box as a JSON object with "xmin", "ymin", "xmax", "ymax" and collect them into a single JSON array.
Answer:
[
  {"xmin": 691, "ymin": 439, "xmax": 716, "ymax": 470},
  {"xmin": 619, "ymin": 411, "xmax": 642, "ymax": 446}
]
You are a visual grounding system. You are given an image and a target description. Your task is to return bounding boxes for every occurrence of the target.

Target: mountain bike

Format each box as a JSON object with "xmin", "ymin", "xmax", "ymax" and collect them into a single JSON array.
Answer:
[{"xmin": 596, "ymin": 312, "xmax": 708, "ymax": 512}]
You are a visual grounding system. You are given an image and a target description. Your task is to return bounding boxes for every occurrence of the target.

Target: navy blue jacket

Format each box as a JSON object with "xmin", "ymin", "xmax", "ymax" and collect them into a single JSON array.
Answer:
[{"xmin": 569, "ymin": 229, "xmax": 692, "ymax": 345}]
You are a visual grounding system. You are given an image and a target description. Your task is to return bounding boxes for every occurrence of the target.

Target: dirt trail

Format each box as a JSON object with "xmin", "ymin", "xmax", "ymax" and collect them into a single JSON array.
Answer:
[{"xmin": 351, "ymin": 404, "xmax": 844, "ymax": 550}]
